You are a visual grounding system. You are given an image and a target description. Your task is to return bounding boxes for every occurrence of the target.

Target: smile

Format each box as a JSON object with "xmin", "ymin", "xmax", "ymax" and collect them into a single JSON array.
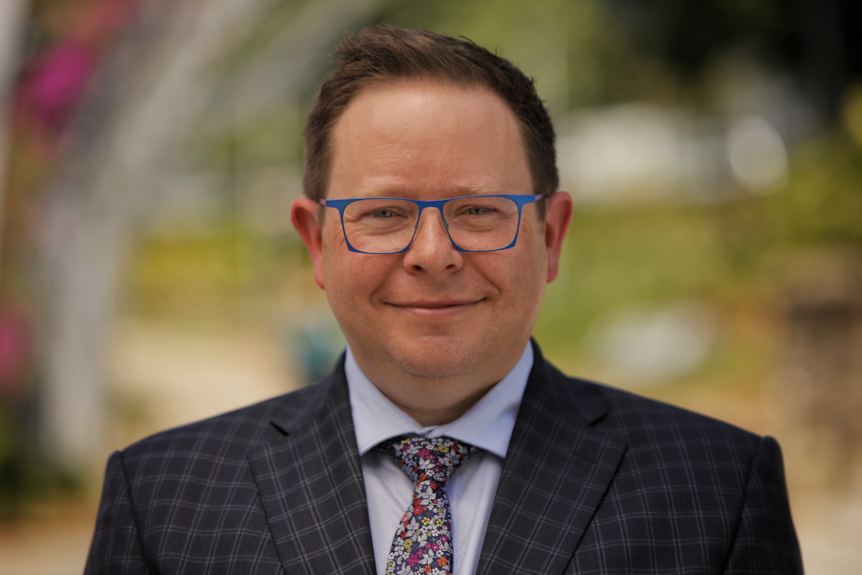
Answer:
[{"xmin": 387, "ymin": 299, "xmax": 482, "ymax": 317}]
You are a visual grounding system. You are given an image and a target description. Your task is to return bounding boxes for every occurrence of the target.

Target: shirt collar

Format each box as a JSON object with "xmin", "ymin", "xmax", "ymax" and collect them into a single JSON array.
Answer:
[{"xmin": 346, "ymin": 343, "xmax": 533, "ymax": 459}]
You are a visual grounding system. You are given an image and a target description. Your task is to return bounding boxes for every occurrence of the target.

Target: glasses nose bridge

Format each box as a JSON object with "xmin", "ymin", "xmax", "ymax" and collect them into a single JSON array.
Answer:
[
  {"xmin": 410, "ymin": 200, "xmax": 453, "ymax": 248},
  {"xmin": 416, "ymin": 200, "xmax": 449, "ymax": 226}
]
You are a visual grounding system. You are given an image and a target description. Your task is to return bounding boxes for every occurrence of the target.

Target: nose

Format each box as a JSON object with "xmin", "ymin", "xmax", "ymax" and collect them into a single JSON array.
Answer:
[{"xmin": 402, "ymin": 207, "xmax": 464, "ymax": 274}]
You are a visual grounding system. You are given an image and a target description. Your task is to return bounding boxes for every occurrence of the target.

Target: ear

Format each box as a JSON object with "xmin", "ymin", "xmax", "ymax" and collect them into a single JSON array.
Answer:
[
  {"xmin": 290, "ymin": 197, "xmax": 326, "ymax": 289},
  {"xmin": 543, "ymin": 191, "xmax": 573, "ymax": 283}
]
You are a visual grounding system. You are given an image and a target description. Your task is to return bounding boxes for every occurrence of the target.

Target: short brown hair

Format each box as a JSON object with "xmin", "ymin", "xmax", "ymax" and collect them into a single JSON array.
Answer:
[{"xmin": 302, "ymin": 26, "xmax": 558, "ymax": 217}]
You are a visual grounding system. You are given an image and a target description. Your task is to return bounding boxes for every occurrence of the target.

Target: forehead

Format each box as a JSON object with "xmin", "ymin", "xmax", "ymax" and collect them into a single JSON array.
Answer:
[{"xmin": 327, "ymin": 80, "xmax": 532, "ymax": 199}]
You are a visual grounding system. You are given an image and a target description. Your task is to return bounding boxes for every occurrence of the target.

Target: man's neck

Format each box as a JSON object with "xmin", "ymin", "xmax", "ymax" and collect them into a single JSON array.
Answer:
[
  {"xmin": 349, "ymin": 342, "xmax": 528, "ymax": 426},
  {"xmin": 382, "ymin": 383, "xmax": 498, "ymax": 427}
]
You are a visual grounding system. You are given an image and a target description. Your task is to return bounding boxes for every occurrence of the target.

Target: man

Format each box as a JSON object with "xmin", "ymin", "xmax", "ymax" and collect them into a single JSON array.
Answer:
[{"xmin": 86, "ymin": 26, "xmax": 803, "ymax": 574}]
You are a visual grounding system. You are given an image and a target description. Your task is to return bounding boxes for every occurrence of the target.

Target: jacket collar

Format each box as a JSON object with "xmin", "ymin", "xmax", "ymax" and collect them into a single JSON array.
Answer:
[
  {"xmin": 249, "ymin": 354, "xmax": 377, "ymax": 575},
  {"xmin": 477, "ymin": 340, "xmax": 626, "ymax": 575}
]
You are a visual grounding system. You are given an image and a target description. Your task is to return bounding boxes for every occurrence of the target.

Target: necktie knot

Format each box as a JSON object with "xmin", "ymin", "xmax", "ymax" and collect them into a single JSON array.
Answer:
[{"xmin": 383, "ymin": 436, "xmax": 477, "ymax": 486}]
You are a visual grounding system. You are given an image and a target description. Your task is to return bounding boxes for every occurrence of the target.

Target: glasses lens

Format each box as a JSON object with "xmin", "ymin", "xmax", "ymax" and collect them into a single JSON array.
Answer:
[
  {"xmin": 443, "ymin": 196, "xmax": 520, "ymax": 251},
  {"xmin": 343, "ymin": 199, "xmax": 419, "ymax": 253}
]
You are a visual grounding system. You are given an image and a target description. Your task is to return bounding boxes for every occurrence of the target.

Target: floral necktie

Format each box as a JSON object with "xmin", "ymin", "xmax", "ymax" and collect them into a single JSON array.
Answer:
[{"xmin": 380, "ymin": 436, "xmax": 478, "ymax": 575}]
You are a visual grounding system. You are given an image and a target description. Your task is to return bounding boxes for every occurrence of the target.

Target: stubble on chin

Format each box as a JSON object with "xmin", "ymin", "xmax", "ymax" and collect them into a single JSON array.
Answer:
[{"xmin": 382, "ymin": 334, "xmax": 492, "ymax": 381}]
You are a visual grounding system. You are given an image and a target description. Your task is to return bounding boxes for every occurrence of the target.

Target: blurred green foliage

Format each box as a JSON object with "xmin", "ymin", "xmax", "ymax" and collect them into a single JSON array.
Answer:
[
  {"xmin": 377, "ymin": 0, "xmax": 685, "ymax": 111},
  {"xmin": 535, "ymin": 127, "xmax": 862, "ymax": 378},
  {"xmin": 768, "ymin": 132, "xmax": 862, "ymax": 246},
  {"xmin": 0, "ymin": 401, "xmax": 80, "ymax": 520},
  {"xmin": 126, "ymin": 226, "xmax": 309, "ymax": 322}
]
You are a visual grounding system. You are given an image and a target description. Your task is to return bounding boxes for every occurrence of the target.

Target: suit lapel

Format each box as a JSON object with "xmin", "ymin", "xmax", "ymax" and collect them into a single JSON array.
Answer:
[
  {"xmin": 248, "ymin": 362, "xmax": 376, "ymax": 575},
  {"xmin": 477, "ymin": 344, "xmax": 626, "ymax": 575}
]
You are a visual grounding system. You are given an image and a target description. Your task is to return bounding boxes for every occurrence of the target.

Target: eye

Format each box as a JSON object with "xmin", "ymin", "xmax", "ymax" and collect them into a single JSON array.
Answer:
[
  {"xmin": 458, "ymin": 204, "xmax": 498, "ymax": 217},
  {"xmin": 361, "ymin": 206, "xmax": 409, "ymax": 220}
]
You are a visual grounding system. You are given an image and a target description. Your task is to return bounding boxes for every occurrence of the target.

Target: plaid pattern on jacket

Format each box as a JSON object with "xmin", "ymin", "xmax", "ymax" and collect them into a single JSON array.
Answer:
[{"xmin": 86, "ymin": 341, "xmax": 803, "ymax": 574}]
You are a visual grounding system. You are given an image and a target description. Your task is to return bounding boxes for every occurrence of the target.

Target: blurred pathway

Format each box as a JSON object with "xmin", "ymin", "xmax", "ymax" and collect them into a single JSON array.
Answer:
[
  {"xmin": 104, "ymin": 320, "xmax": 300, "ymax": 449},
  {"xmin": 0, "ymin": 505, "xmax": 93, "ymax": 575},
  {"xmin": 797, "ymin": 486, "xmax": 862, "ymax": 575}
]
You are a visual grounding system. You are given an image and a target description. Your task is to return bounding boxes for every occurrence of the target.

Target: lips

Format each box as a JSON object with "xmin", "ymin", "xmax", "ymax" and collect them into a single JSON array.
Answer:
[
  {"xmin": 388, "ymin": 298, "xmax": 481, "ymax": 308},
  {"xmin": 385, "ymin": 298, "xmax": 483, "ymax": 319}
]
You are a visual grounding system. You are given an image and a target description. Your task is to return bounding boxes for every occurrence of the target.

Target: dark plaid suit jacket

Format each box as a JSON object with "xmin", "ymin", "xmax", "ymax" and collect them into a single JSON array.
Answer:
[{"xmin": 86, "ymin": 341, "xmax": 803, "ymax": 574}]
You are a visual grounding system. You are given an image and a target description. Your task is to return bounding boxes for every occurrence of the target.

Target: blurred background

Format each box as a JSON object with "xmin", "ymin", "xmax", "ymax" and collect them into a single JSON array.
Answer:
[{"xmin": 0, "ymin": 0, "xmax": 860, "ymax": 572}]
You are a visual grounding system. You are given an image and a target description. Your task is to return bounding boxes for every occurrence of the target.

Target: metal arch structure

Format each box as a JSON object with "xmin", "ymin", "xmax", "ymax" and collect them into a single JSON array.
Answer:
[{"xmin": 34, "ymin": 0, "xmax": 384, "ymax": 473}]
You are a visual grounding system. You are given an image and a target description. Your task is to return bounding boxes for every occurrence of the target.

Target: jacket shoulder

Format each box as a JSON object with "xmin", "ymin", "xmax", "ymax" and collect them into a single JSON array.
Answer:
[
  {"xmin": 119, "ymin": 374, "xmax": 332, "ymax": 468},
  {"xmin": 542, "ymin": 359, "xmax": 762, "ymax": 458}
]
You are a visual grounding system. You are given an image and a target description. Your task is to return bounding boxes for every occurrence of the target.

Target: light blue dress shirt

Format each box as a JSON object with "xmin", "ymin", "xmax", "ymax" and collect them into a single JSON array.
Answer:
[{"xmin": 345, "ymin": 343, "xmax": 533, "ymax": 575}]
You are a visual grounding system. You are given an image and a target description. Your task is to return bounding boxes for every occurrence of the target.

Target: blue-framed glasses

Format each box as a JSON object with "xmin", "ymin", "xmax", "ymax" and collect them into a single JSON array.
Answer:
[{"xmin": 318, "ymin": 193, "xmax": 546, "ymax": 254}]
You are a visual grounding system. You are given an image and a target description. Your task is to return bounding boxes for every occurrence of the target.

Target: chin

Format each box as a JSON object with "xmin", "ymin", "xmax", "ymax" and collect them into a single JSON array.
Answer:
[{"xmin": 386, "ymin": 334, "xmax": 487, "ymax": 379}]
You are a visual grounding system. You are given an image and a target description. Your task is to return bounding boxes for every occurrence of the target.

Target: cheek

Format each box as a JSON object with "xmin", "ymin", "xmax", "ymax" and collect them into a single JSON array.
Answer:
[
  {"xmin": 513, "ymin": 221, "xmax": 547, "ymax": 273},
  {"xmin": 476, "ymin": 243, "xmax": 546, "ymax": 308},
  {"xmin": 322, "ymin": 246, "xmax": 391, "ymax": 312},
  {"xmin": 510, "ymin": 231, "xmax": 549, "ymax": 311},
  {"xmin": 322, "ymin": 259, "xmax": 367, "ymax": 334},
  {"xmin": 513, "ymin": 261, "xmax": 546, "ymax": 312}
]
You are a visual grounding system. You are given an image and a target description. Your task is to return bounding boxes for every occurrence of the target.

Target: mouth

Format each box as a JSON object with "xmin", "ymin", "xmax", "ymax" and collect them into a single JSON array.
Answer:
[
  {"xmin": 389, "ymin": 299, "xmax": 481, "ymax": 309},
  {"xmin": 386, "ymin": 298, "xmax": 483, "ymax": 316}
]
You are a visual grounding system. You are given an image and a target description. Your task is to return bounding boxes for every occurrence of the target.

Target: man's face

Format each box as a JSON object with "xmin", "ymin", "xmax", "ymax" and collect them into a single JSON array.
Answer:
[{"xmin": 292, "ymin": 80, "xmax": 571, "ymax": 411}]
